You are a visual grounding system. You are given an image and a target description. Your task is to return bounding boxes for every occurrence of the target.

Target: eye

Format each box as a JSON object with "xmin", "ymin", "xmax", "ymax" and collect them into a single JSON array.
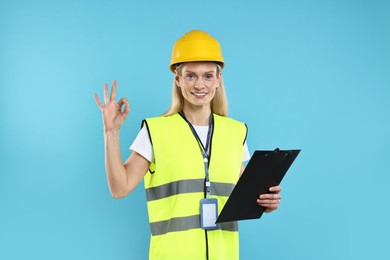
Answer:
[
  {"xmin": 204, "ymin": 74, "xmax": 214, "ymax": 81},
  {"xmin": 185, "ymin": 74, "xmax": 196, "ymax": 81}
]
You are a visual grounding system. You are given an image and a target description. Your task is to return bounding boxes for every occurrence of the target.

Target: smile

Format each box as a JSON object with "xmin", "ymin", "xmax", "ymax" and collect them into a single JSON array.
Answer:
[{"xmin": 192, "ymin": 92, "xmax": 208, "ymax": 97}]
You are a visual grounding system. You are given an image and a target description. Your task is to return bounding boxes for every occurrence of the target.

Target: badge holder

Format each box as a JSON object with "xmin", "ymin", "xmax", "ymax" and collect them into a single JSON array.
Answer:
[{"xmin": 200, "ymin": 198, "xmax": 218, "ymax": 230}]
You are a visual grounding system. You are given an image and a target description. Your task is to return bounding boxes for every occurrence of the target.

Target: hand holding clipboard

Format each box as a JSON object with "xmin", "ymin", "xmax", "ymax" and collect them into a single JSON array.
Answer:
[{"xmin": 216, "ymin": 149, "xmax": 300, "ymax": 223}]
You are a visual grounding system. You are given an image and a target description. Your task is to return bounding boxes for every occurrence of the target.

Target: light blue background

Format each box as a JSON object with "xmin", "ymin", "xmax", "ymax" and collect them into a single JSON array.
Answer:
[{"xmin": 1, "ymin": 0, "xmax": 389, "ymax": 259}]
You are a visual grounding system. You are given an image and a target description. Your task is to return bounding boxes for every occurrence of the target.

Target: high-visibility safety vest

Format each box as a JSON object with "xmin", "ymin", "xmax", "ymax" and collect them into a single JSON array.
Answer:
[{"xmin": 142, "ymin": 113, "xmax": 247, "ymax": 260}]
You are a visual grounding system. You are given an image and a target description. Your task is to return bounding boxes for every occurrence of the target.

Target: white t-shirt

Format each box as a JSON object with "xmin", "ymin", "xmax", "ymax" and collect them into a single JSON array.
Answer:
[{"xmin": 130, "ymin": 125, "xmax": 251, "ymax": 163}]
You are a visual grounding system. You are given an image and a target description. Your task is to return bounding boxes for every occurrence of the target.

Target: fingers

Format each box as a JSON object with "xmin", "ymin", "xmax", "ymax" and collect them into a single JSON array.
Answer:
[
  {"xmin": 104, "ymin": 83, "xmax": 109, "ymax": 104},
  {"xmin": 258, "ymin": 193, "xmax": 281, "ymax": 201},
  {"xmin": 269, "ymin": 185, "xmax": 282, "ymax": 193},
  {"xmin": 257, "ymin": 186, "xmax": 282, "ymax": 213},
  {"xmin": 94, "ymin": 93, "xmax": 104, "ymax": 109},
  {"xmin": 110, "ymin": 80, "xmax": 117, "ymax": 101},
  {"xmin": 102, "ymin": 80, "xmax": 118, "ymax": 104},
  {"xmin": 257, "ymin": 195, "xmax": 281, "ymax": 212},
  {"xmin": 118, "ymin": 97, "xmax": 130, "ymax": 117}
]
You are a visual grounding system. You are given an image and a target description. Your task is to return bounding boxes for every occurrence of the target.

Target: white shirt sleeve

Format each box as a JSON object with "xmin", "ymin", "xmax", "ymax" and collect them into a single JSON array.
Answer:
[
  {"xmin": 242, "ymin": 141, "xmax": 251, "ymax": 162},
  {"xmin": 130, "ymin": 125, "xmax": 154, "ymax": 162},
  {"xmin": 130, "ymin": 125, "xmax": 251, "ymax": 163}
]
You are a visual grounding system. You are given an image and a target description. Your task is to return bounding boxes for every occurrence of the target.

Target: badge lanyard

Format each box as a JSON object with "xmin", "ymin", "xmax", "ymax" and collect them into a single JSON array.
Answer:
[{"xmin": 180, "ymin": 112, "xmax": 213, "ymax": 197}]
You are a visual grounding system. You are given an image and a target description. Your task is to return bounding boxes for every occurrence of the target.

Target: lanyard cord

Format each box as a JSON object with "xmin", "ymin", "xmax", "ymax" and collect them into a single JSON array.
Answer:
[{"xmin": 179, "ymin": 112, "xmax": 213, "ymax": 197}]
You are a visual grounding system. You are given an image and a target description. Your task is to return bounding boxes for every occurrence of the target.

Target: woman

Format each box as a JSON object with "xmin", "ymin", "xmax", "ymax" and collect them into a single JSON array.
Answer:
[{"xmin": 94, "ymin": 30, "xmax": 281, "ymax": 260}]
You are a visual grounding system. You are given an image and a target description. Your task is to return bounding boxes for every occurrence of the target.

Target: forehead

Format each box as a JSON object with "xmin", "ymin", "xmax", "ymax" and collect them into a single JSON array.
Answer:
[{"xmin": 181, "ymin": 62, "xmax": 218, "ymax": 73}]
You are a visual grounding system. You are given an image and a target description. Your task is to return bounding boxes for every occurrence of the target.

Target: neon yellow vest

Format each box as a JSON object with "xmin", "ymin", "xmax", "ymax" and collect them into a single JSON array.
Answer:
[{"xmin": 143, "ymin": 113, "xmax": 247, "ymax": 260}]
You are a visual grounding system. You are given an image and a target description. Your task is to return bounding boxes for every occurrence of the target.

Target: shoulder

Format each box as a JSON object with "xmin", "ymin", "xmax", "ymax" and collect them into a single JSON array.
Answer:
[
  {"xmin": 143, "ymin": 113, "xmax": 186, "ymax": 135},
  {"xmin": 213, "ymin": 114, "xmax": 248, "ymax": 143},
  {"xmin": 213, "ymin": 114, "xmax": 247, "ymax": 130},
  {"xmin": 142, "ymin": 114, "xmax": 181, "ymax": 129},
  {"xmin": 144, "ymin": 113, "xmax": 181, "ymax": 124}
]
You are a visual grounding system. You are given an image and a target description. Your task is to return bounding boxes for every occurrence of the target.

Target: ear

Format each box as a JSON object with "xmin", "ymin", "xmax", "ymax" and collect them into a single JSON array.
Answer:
[
  {"xmin": 216, "ymin": 72, "xmax": 222, "ymax": 87},
  {"xmin": 174, "ymin": 71, "xmax": 181, "ymax": 87}
]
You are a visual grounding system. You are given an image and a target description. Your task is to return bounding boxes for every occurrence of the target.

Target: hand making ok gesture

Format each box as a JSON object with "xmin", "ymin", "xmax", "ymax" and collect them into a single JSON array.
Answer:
[{"xmin": 94, "ymin": 80, "xmax": 130, "ymax": 133}]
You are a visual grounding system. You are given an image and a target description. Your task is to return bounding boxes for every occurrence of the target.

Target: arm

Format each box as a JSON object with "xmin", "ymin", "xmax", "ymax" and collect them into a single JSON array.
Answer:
[
  {"xmin": 240, "ymin": 163, "xmax": 282, "ymax": 214},
  {"xmin": 104, "ymin": 131, "xmax": 150, "ymax": 198},
  {"xmin": 94, "ymin": 80, "xmax": 150, "ymax": 199}
]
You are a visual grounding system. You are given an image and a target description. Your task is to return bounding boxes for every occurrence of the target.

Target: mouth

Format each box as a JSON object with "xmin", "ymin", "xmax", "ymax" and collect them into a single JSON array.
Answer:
[{"xmin": 191, "ymin": 92, "xmax": 208, "ymax": 98}]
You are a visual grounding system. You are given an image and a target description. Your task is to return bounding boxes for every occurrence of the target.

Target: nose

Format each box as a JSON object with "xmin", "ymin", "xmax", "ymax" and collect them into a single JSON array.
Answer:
[{"xmin": 195, "ymin": 78, "xmax": 205, "ymax": 90}]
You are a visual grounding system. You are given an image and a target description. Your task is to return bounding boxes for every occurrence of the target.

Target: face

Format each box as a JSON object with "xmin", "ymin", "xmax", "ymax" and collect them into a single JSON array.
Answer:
[{"xmin": 175, "ymin": 62, "xmax": 221, "ymax": 110}]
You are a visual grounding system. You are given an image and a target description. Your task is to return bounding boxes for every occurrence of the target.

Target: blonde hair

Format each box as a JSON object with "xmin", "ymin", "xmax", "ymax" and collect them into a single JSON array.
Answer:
[{"xmin": 163, "ymin": 63, "xmax": 228, "ymax": 117}]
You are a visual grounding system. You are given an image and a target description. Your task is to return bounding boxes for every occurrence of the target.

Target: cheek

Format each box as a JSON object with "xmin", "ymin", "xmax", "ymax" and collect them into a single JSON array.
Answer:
[
  {"xmin": 211, "ymin": 82, "xmax": 219, "ymax": 92},
  {"xmin": 180, "ymin": 85, "xmax": 190, "ymax": 96},
  {"xmin": 213, "ymin": 78, "xmax": 220, "ymax": 88},
  {"xmin": 208, "ymin": 86, "xmax": 218, "ymax": 98}
]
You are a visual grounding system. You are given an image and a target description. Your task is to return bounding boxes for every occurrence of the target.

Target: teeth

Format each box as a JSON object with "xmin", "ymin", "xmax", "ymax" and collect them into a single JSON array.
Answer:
[{"xmin": 193, "ymin": 93, "xmax": 207, "ymax": 97}]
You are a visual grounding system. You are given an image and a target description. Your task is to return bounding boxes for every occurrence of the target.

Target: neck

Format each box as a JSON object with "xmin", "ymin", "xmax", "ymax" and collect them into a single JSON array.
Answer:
[{"xmin": 182, "ymin": 105, "xmax": 211, "ymax": 126}]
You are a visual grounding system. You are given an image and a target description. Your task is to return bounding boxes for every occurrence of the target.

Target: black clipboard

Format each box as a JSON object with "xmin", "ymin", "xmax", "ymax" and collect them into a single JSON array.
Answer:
[{"xmin": 216, "ymin": 148, "xmax": 300, "ymax": 223}]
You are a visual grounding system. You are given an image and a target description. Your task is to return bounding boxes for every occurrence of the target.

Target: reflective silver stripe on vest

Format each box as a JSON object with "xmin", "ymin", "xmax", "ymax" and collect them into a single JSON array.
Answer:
[
  {"xmin": 146, "ymin": 179, "xmax": 236, "ymax": 201},
  {"xmin": 150, "ymin": 215, "xmax": 238, "ymax": 236},
  {"xmin": 211, "ymin": 182, "xmax": 235, "ymax": 197}
]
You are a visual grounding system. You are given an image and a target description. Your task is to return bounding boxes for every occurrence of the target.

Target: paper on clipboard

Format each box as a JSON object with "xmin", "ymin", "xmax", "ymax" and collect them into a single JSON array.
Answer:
[{"xmin": 216, "ymin": 149, "xmax": 300, "ymax": 223}]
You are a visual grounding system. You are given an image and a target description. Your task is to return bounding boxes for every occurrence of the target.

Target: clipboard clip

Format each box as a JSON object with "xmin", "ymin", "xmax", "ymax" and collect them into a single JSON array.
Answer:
[
  {"xmin": 274, "ymin": 148, "xmax": 290, "ymax": 158},
  {"xmin": 266, "ymin": 148, "xmax": 281, "ymax": 157}
]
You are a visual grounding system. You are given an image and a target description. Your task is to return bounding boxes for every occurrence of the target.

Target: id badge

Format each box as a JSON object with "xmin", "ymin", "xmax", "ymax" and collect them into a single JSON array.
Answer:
[{"xmin": 200, "ymin": 198, "xmax": 218, "ymax": 230}]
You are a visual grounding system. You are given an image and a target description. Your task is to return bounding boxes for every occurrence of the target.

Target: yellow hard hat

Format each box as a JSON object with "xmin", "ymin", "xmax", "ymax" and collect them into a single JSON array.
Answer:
[{"xmin": 170, "ymin": 30, "xmax": 224, "ymax": 72}]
